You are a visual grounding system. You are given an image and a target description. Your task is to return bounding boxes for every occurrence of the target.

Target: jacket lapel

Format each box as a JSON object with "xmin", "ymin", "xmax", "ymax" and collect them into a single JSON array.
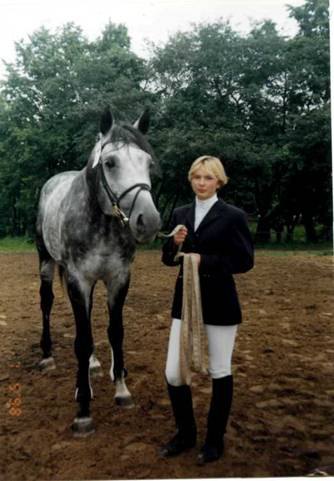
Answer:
[
  {"xmin": 195, "ymin": 199, "xmax": 225, "ymax": 234},
  {"xmin": 184, "ymin": 202, "xmax": 195, "ymax": 232}
]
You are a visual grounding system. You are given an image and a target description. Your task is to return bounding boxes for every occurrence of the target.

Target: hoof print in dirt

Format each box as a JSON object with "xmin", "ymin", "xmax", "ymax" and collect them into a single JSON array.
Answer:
[
  {"xmin": 39, "ymin": 357, "xmax": 56, "ymax": 372},
  {"xmin": 71, "ymin": 417, "xmax": 95, "ymax": 437},
  {"xmin": 115, "ymin": 396, "xmax": 135, "ymax": 409}
]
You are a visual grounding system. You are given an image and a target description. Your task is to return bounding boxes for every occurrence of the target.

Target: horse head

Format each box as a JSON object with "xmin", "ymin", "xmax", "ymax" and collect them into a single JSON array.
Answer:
[{"xmin": 87, "ymin": 107, "xmax": 161, "ymax": 243}]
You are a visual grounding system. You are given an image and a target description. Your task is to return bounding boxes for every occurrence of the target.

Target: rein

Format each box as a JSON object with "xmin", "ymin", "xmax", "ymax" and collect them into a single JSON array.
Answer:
[
  {"xmin": 162, "ymin": 224, "xmax": 208, "ymax": 385},
  {"xmin": 179, "ymin": 254, "xmax": 208, "ymax": 385}
]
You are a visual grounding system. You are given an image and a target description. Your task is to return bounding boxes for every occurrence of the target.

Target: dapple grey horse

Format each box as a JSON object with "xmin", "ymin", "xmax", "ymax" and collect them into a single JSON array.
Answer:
[{"xmin": 36, "ymin": 107, "xmax": 161, "ymax": 435}]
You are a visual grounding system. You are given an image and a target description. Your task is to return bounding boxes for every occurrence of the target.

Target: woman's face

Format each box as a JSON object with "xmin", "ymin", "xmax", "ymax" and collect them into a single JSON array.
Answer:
[{"xmin": 190, "ymin": 166, "xmax": 220, "ymax": 200}]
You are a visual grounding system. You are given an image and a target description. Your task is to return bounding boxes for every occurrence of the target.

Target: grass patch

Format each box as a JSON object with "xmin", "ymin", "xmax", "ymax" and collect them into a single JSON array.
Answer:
[
  {"xmin": 255, "ymin": 241, "xmax": 333, "ymax": 256},
  {"xmin": 0, "ymin": 236, "xmax": 332, "ymax": 257},
  {"xmin": 0, "ymin": 236, "xmax": 35, "ymax": 253}
]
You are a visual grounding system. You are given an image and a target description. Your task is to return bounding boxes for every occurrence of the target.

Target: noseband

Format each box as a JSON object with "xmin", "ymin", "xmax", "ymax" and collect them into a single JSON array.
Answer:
[{"xmin": 96, "ymin": 143, "xmax": 151, "ymax": 226}]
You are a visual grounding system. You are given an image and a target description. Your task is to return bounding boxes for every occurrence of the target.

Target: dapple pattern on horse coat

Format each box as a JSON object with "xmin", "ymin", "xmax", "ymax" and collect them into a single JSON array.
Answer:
[{"xmin": 36, "ymin": 108, "xmax": 161, "ymax": 435}]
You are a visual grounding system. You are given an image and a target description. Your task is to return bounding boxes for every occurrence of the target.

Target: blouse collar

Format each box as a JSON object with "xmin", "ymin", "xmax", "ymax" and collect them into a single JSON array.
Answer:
[{"xmin": 195, "ymin": 193, "xmax": 218, "ymax": 210}]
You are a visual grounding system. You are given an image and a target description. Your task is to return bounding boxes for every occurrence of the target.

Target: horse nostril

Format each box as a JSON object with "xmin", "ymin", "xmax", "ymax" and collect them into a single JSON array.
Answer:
[{"xmin": 137, "ymin": 214, "xmax": 145, "ymax": 228}]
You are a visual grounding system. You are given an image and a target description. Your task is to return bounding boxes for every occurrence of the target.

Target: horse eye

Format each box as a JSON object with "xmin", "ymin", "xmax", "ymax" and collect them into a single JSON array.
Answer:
[{"xmin": 105, "ymin": 158, "xmax": 116, "ymax": 169}]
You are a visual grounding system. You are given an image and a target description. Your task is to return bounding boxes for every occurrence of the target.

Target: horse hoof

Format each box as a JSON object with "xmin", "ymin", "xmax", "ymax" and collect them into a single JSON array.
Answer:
[
  {"xmin": 71, "ymin": 417, "xmax": 95, "ymax": 437},
  {"xmin": 115, "ymin": 395, "xmax": 134, "ymax": 409},
  {"xmin": 89, "ymin": 365, "xmax": 103, "ymax": 378},
  {"xmin": 39, "ymin": 357, "xmax": 56, "ymax": 372}
]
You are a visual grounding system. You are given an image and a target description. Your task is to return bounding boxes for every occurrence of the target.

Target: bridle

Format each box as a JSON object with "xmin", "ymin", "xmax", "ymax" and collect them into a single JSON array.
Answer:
[{"xmin": 96, "ymin": 141, "xmax": 151, "ymax": 226}]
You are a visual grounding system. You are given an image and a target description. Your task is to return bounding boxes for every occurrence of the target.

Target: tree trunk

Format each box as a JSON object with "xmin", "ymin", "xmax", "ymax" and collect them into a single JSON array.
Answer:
[
  {"xmin": 255, "ymin": 215, "xmax": 271, "ymax": 243},
  {"xmin": 285, "ymin": 213, "xmax": 300, "ymax": 242},
  {"xmin": 286, "ymin": 225, "xmax": 294, "ymax": 242},
  {"xmin": 275, "ymin": 229, "xmax": 283, "ymax": 242},
  {"xmin": 302, "ymin": 212, "xmax": 317, "ymax": 243}
]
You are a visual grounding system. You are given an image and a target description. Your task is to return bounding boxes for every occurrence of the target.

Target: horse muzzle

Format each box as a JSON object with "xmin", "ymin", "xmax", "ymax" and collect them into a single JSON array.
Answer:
[{"xmin": 130, "ymin": 207, "xmax": 161, "ymax": 244}]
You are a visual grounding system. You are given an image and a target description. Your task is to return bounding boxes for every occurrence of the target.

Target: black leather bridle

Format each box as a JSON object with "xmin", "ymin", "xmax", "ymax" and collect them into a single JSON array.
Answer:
[{"xmin": 96, "ymin": 142, "xmax": 151, "ymax": 226}]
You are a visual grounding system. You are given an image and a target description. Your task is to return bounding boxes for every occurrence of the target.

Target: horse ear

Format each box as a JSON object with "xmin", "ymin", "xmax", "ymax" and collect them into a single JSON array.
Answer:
[
  {"xmin": 134, "ymin": 108, "xmax": 150, "ymax": 134},
  {"xmin": 100, "ymin": 107, "xmax": 113, "ymax": 135}
]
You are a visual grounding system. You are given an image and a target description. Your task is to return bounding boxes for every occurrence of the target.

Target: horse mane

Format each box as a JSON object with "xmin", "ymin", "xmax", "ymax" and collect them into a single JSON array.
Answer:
[
  {"xmin": 110, "ymin": 123, "xmax": 157, "ymax": 163},
  {"xmin": 102, "ymin": 122, "xmax": 160, "ymax": 178}
]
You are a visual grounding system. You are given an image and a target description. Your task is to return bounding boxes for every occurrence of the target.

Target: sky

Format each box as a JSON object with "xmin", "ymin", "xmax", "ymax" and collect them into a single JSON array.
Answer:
[{"xmin": 0, "ymin": 0, "xmax": 315, "ymax": 78}]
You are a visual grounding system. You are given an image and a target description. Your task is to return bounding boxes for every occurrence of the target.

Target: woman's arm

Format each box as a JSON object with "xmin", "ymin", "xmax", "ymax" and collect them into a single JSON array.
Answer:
[{"xmin": 161, "ymin": 211, "xmax": 184, "ymax": 267}]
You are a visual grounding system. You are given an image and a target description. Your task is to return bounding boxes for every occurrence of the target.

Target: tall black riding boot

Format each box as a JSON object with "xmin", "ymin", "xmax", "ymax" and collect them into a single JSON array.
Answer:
[
  {"xmin": 198, "ymin": 375, "xmax": 233, "ymax": 465},
  {"xmin": 160, "ymin": 383, "xmax": 197, "ymax": 457}
]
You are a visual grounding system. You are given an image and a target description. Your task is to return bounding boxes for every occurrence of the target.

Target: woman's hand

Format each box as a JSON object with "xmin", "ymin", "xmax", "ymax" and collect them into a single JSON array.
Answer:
[{"xmin": 173, "ymin": 226, "xmax": 188, "ymax": 246}]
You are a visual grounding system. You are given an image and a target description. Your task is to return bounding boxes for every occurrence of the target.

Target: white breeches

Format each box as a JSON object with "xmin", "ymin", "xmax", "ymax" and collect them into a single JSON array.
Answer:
[{"xmin": 165, "ymin": 318, "xmax": 238, "ymax": 386}]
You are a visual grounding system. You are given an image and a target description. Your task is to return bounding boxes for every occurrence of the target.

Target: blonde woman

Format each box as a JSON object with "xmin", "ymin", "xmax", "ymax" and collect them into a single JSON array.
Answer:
[{"xmin": 161, "ymin": 155, "xmax": 254, "ymax": 464}]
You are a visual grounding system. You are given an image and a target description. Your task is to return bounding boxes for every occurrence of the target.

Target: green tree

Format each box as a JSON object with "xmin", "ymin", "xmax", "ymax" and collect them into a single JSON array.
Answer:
[
  {"xmin": 0, "ymin": 22, "xmax": 152, "ymax": 236},
  {"xmin": 149, "ymin": 1, "xmax": 331, "ymax": 242},
  {"xmin": 149, "ymin": 20, "xmax": 289, "ymax": 236},
  {"xmin": 284, "ymin": 0, "xmax": 331, "ymax": 241}
]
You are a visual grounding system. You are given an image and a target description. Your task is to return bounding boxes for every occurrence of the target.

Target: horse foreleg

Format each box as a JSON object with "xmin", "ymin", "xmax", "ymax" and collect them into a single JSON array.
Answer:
[
  {"xmin": 106, "ymin": 276, "xmax": 134, "ymax": 408},
  {"xmin": 39, "ymin": 259, "xmax": 56, "ymax": 371},
  {"xmin": 67, "ymin": 275, "xmax": 95, "ymax": 436},
  {"xmin": 87, "ymin": 283, "xmax": 103, "ymax": 378}
]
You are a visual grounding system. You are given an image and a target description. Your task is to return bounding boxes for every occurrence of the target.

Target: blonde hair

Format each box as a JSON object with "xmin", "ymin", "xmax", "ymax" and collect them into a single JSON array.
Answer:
[{"xmin": 188, "ymin": 156, "xmax": 228, "ymax": 187}]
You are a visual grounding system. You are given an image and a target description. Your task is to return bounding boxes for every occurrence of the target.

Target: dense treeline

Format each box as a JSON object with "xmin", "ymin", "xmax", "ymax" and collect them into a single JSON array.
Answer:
[{"xmin": 0, "ymin": 0, "xmax": 331, "ymax": 242}]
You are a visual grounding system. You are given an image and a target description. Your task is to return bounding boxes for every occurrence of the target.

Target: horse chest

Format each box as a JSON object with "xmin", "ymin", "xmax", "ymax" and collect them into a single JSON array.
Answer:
[{"xmin": 77, "ymin": 245, "xmax": 133, "ymax": 283}]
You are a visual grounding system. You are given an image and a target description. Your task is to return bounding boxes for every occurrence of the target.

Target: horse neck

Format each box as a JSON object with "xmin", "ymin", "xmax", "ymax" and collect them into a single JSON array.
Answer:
[
  {"xmin": 84, "ymin": 166, "xmax": 101, "ymax": 212},
  {"xmin": 83, "ymin": 166, "xmax": 128, "ymax": 238}
]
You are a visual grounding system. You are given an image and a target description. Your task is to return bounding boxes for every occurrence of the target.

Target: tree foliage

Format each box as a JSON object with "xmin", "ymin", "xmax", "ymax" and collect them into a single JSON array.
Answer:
[
  {"xmin": 0, "ymin": 22, "xmax": 152, "ymax": 236},
  {"xmin": 0, "ymin": 0, "xmax": 331, "ymax": 242},
  {"xmin": 149, "ymin": 0, "xmax": 331, "ymax": 241}
]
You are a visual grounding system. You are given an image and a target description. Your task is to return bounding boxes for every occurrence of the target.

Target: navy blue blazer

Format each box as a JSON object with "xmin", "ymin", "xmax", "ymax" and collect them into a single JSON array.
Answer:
[{"xmin": 162, "ymin": 199, "xmax": 254, "ymax": 325}]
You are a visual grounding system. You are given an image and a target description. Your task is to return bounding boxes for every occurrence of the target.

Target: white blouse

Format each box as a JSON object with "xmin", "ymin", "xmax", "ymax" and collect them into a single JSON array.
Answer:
[{"xmin": 194, "ymin": 194, "xmax": 218, "ymax": 231}]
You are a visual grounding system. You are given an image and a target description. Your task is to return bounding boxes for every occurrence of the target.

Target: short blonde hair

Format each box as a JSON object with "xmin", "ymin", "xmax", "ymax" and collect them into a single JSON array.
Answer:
[{"xmin": 188, "ymin": 155, "xmax": 228, "ymax": 187}]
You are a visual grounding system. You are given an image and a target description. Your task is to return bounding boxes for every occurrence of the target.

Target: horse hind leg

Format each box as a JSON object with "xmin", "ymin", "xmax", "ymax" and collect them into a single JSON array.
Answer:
[
  {"xmin": 86, "ymin": 282, "xmax": 103, "ymax": 378},
  {"xmin": 38, "ymin": 245, "xmax": 56, "ymax": 371},
  {"xmin": 89, "ymin": 352, "xmax": 103, "ymax": 378}
]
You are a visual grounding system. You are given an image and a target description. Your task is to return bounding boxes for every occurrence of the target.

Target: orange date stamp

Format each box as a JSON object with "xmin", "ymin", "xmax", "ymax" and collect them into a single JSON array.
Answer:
[{"xmin": 6, "ymin": 362, "xmax": 22, "ymax": 416}]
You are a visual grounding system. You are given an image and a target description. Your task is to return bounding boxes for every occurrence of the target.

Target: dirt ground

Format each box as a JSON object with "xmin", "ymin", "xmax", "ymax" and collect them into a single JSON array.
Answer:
[{"xmin": 0, "ymin": 249, "xmax": 333, "ymax": 480}]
